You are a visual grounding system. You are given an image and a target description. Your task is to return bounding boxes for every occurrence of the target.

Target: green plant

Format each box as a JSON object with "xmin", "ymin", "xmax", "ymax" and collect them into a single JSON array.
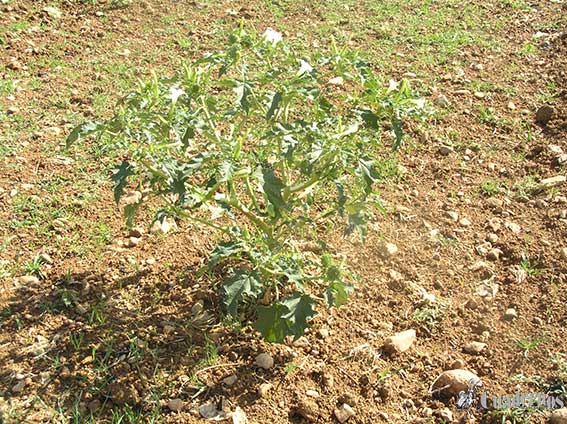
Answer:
[
  {"xmin": 67, "ymin": 27, "xmax": 426, "ymax": 342},
  {"xmin": 514, "ymin": 336, "xmax": 544, "ymax": 359},
  {"xmin": 480, "ymin": 180, "xmax": 500, "ymax": 196}
]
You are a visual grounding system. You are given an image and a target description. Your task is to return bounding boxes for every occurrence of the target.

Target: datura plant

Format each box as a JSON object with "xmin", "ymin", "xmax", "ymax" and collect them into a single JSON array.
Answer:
[{"xmin": 67, "ymin": 27, "xmax": 427, "ymax": 342}]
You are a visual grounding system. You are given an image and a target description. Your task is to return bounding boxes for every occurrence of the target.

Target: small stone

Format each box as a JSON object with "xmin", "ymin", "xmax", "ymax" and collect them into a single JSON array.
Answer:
[
  {"xmin": 459, "ymin": 217, "xmax": 471, "ymax": 227},
  {"xmin": 255, "ymin": 353, "xmax": 274, "ymax": 370},
  {"xmin": 122, "ymin": 190, "xmax": 142, "ymax": 205},
  {"xmin": 507, "ymin": 101, "xmax": 516, "ymax": 110},
  {"xmin": 474, "ymin": 91, "xmax": 485, "ymax": 99},
  {"xmin": 505, "ymin": 221, "xmax": 521, "ymax": 234},
  {"xmin": 561, "ymin": 248, "xmax": 567, "ymax": 261},
  {"xmin": 431, "ymin": 369, "xmax": 480, "ymax": 397},
  {"xmin": 258, "ymin": 383, "xmax": 273, "ymax": 397},
  {"xmin": 222, "ymin": 374, "xmax": 237, "ymax": 386},
  {"xmin": 378, "ymin": 241, "xmax": 398, "ymax": 258},
  {"xmin": 328, "ymin": 76, "xmax": 344, "ymax": 85},
  {"xmin": 297, "ymin": 398, "xmax": 320, "ymax": 422},
  {"xmin": 125, "ymin": 237, "xmax": 140, "ymax": 248},
  {"xmin": 449, "ymin": 359, "xmax": 466, "ymax": 370},
  {"xmin": 163, "ymin": 324, "xmax": 174, "ymax": 334},
  {"xmin": 535, "ymin": 105, "xmax": 554, "ymax": 124},
  {"xmin": 504, "ymin": 308, "xmax": 517, "ymax": 321},
  {"xmin": 485, "ymin": 198, "xmax": 503, "ymax": 208},
  {"xmin": 464, "ymin": 341, "xmax": 487, "ymax": 355},
  {"xmin": 486, "ymin": 248, "xmax": 502, "ymax": 261},
  {"xmin": 486, "ymin": 233, "xmax": 498, "ymax": 243},
  {"xmin": 305, "ymin": 389, "xmax": 320, "ymax": 398},
  {"xmin": 434, "ymin": 95, "xmax": 450, "ymax": 108},
  {"xmin": 6, "ymin": 106, "xmax": 19, "ymax": 115},
  {"xmin": 438, "ymin": 145, "xmax": 453, "ymax": 156},
  {"xmin": 383, "ymin": 329, "xmax": 416, "ymax": 354},
  {"xmin": 128, "ymin": 227, "xmax": 144, "ymax": 238},
  {"xmin": 471, "ymin": 63, "xmax": 484, "ymax": 71},
  {"xmin": 167, "ymin": 398, "xmax": 185, "ymax": 412},
  {"xmin": 150, "ymin": 217, "xmax": 177, "ymax": 234},
  {"xmin": 334, "ymin": 403, "xmax": 356, "ymax": 423},
  {"xmin": 550, "ymin": 408, "xmax": 567, "ymax": 424},
  {"xmin": 438, "ymin": 407, "xmax": 454, "ymax": 422},
  {"xmin": 19, "ymin": 275, "xmax": 39, "ymax": 285},
  {"xmin": 87, "ymin": 399, "xmax": 101, "ymax": 412},
  {"xmin": 445, "ymin": 211, "xmax": 459, "ymax": 222},
  {"xmin": 38, "ymin": 253, "xmax": 53, "ymax": 264},
  {"xmin": 199, "ymin": 403, "xmax": 225, "ymax": 419},
  {"xmin": 11, "ymin": 380, "xmax": 25, "ymax": 393},
  {"xmin": 318, "ymin": 328, "xmax": 330, "ymax": 339},
  {"xmin": 539, "ymin": 175, "xmax": 566, "ymax": 189}
]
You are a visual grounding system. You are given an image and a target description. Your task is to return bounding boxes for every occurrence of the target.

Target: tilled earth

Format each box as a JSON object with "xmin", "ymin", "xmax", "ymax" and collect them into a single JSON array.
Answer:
[{"xmin": 0, "ymin": 0, "xmax": 566, "ymax": 423}]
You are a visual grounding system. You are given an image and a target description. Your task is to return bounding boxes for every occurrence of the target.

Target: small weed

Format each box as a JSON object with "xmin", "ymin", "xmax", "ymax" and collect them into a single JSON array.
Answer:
[
  {"xmin": 480, "ymin": 180, "xmax": 501, "ymax": 196},
  {"xmin": 413, "ymin": 303, "xmax": 447, "ymax": 329},
  {"xmin": 514, "ymin": 336, "xmax": 544, "ymax": 359},
  {"xmin": 520, "ymin": 258, "xmax": 541, "ymax": 277}
]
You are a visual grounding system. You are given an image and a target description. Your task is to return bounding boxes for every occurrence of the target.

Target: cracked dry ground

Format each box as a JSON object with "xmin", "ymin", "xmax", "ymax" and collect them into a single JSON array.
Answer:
[{"xmin": 1, "ymin": 0, "xmax": 567, "ymax": 423}]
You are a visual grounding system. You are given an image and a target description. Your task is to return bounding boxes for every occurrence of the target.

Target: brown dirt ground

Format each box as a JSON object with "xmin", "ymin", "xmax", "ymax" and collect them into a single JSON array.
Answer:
[{"xmin": 1, "ymin": 0, "xmax": 566, "ymax": 423}]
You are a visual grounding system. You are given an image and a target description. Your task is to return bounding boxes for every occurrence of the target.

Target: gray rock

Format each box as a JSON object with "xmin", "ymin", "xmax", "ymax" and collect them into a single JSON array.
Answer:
[
  {"xmin": 504, "ymin": 308, "xmax": 517, "ymax": 321},
  {"xmin": 445, "ymin": 211, "xmax": 459, "ymax": 222},
  {"xmin": 535, "ymin": 105, "xmax": 554, "ymax": 124},
  {"xmin": 431, "ymin": 369, "xmax": 480, "ymax": 397},
  {"xmin": 167, "ymin": 398, "xmax": 184, "ymax": 411},
  {"xmin": 438, "ymin": 407, "xmax": 454, "ymax": 422},
  {"xmin": 258, "ymin": 383, "xmax": 273, "ymax": 397},
  {"xmin": 255, "ymin": 352, "xmax": 274, "ymax": 370},
  {"xmin": 550, "ymin": 408, "xmax": 567, "ymax": 424},
  {"xmin": 434, "ymin": 95, "xmax": 450, "ymax": 108},
  {"xmin": 383, "ymin": 329, "xmax": 416, "ymax": 354},
  {"xmin": 540, "ymin": 176, "xmax": 566, "ymax": 189},
  {"xmin": 464, "ymin": 341, "xmax": 487, "ymax": 355},
  {"xmin": 334, "ymin": 404, "xmax": 356, "ymax": 423},
  {"xmin": 19, "ymin": 275, "xmax": 39, "ymax": 285},
  {"xmin": 378, "ymin": 241, "xmax": 398, "ymax": 258}
]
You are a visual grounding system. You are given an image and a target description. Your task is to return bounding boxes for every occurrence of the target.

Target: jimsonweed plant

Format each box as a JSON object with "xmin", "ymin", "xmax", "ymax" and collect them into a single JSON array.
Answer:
[{"xmin": 67, "ymin": 27, "xmax": 427, "ymax": 342}]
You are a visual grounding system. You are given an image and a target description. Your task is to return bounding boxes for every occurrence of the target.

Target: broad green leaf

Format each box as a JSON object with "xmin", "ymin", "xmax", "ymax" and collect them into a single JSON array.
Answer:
[
  {"xmin": 65, "ymin": 121, "xmax": 101, "ymax": 148},
  {"xmin": 219, "ymin": 161, "xmax": 235, "ymax": 182},
  {"xmin": 280, "ymin": 293, "xmax": 316, "ymax": 339},
  {"xmin": 324, "ymin": 280, "xmax": 351, "ymax": 307},
  {"xmin": 124, "ymin": 202, "xmax": 141, "ymax": 229},
  {"xmin": 266, "ymin": 92, "xmax": 282, "ymax": 120},
  {"xmin": 391, "ymin": 118, "xmax": 404, "ymax": 151},
  {"xmin": 254, "ymin": 302, "xmax": 290, "ymax": 343},
  {"xmin": 223, "ymin": 270, "xmax": 263, "ymax": 316},
  {"xmin": 234, "ymin": 82, "xmax": 251, "ymax": 114},
  {"xmin": 209, "ymin": 241, "xmax": 246, "ymax": 268},
  {"xmin": 111, "ymin": 161, "xmax": 135, "ymax": 204},
  {"xmin": 255, "ymin": 167, "xmax": 285, "ymax": 210}
]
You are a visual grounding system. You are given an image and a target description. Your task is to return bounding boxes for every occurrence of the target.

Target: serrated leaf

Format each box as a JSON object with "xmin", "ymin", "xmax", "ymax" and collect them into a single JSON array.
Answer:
[
  {"xmin": 357, "ymin": 157, "xmax": 378, "ymax": 188},
  {"xmin": 391, "ymin": 118, "xmax": 404, "ymax": 151},
  {"xmin": 234, "ymin": 82, "xmax": 251, "ymax": 114},
  {"xmin": 223, "ymin": 270, "xmax": 263, "ymax": 316},
  {"xmin": 359, "ymin": 109, "xmax": 379, "ymax": 129},
  {"xmin": 66, "ymin": 121, "xmax": 101, "ymax": 148},
  {"xmin": 124, "ymin": 201, "xmax": 141, "ymax": 228},
  {"xmin": 209, "ymin": 241, "xmax": 246, "ymax": 268},
  {"xmin": 219, "ymin": 161, "xmax": 235, "ymax": 182},
  {"xmin": 111, "ymin": 161, "xmax": 134, "ymax": 204},
  {"xmin": 254, "ymin": 302, "xmax": 290, "ymax": 343},
  {"xmin": 280, "ymin": 293, "xmax": 315, "ymax": 339},
  {"xmin": 266, "ymin": 92, "xmax": 282, "ymax": 120},
  {"xmin": 324, "ymin": 280, "xmax": 351, "ymax": 307},
  {"xmin": 255, "ymin": 167, "xmax": 285, "ymax": 210}
]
